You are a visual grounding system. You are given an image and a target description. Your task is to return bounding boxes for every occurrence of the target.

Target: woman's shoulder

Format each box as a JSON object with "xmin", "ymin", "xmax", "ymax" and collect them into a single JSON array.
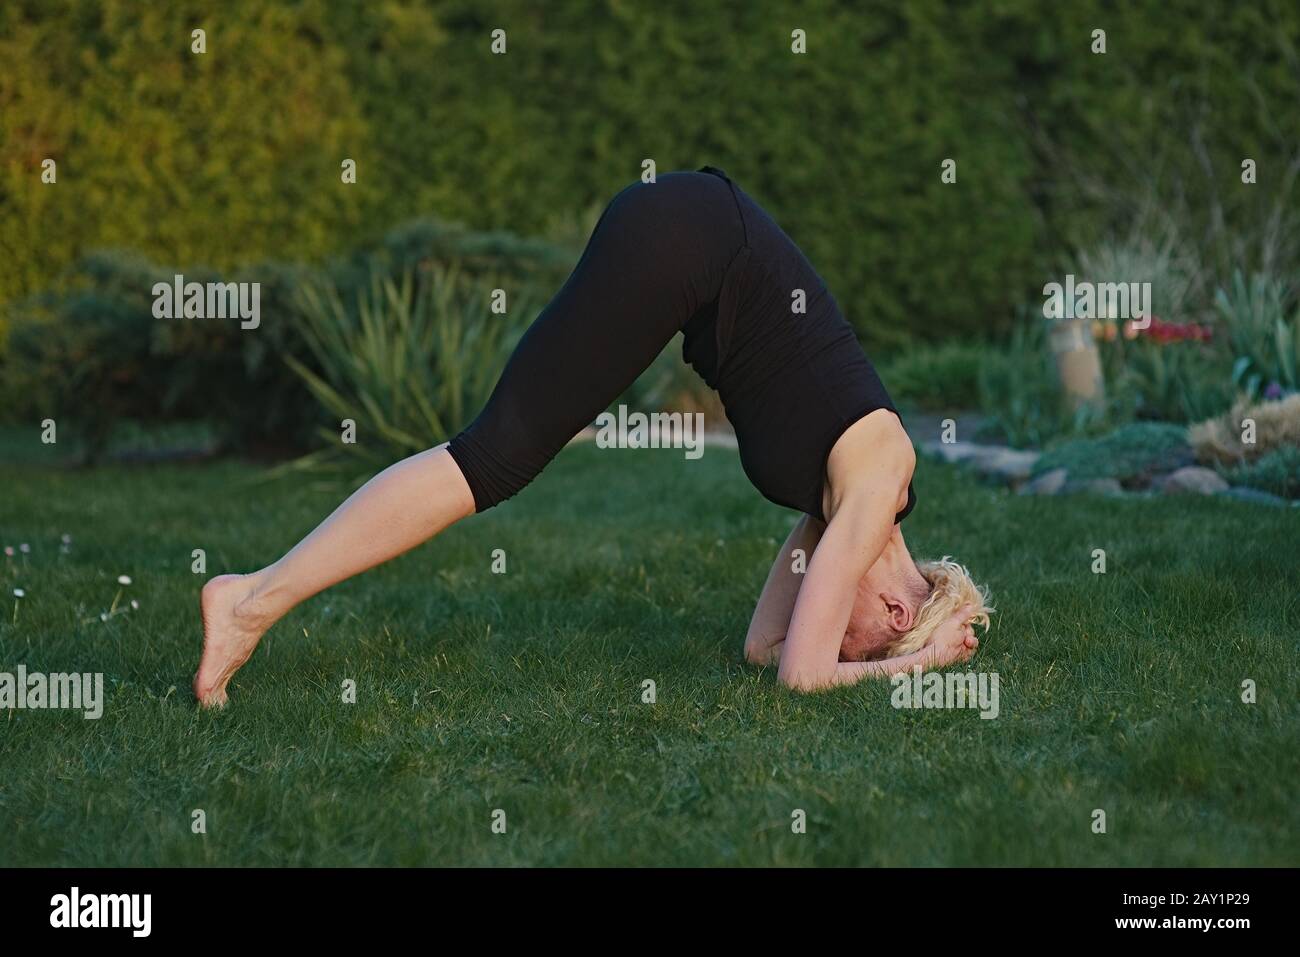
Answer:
[{"xmin": 823, "ymin": 409, "xmax": 915, "ymax": 518}]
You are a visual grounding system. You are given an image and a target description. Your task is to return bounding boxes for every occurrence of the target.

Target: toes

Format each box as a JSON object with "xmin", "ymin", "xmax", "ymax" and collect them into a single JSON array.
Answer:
[
  {"xmin": 198, "ymin": 688, "xmax": 227, "ymax": 710},
  {"xmin": 193, "ymin": 673, "xmax": 227, "ymax": 709}
]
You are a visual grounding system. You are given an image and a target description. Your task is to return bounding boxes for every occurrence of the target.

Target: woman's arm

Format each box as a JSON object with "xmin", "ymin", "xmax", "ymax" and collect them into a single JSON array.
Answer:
[
  {"xmin": 775, "ymin": 487, "xmax": 900, "ymax": 690},
  {"xmin": 757, "ymin": 608, "xmax": 978, "ymax": 679},
  {"xmin": 743, "ymin": 514, "xmax": 825, "ymax": 665},
  {"xmin": 824, "ymin": 607, "xmax": 978, "ymax": 686},
  {"xmin": 775, "ymin": 412, "xmax": 918, "ymax": 691}
]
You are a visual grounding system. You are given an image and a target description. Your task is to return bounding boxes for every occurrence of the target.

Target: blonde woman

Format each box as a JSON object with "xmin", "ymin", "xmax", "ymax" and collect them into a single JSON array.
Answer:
[{"xmin": 195, "ymin": 168, "xmax": 991, "ymax": 706}]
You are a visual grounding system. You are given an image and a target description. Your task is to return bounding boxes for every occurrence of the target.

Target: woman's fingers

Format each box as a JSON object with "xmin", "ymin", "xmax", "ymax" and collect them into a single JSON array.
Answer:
[
  {"xmin": 928, "ymin": 604, "xmax": 981, "ymax": 667},
  {"xmin": 929, "ymin": 606, "xmax": 980, "ymax": 666}
]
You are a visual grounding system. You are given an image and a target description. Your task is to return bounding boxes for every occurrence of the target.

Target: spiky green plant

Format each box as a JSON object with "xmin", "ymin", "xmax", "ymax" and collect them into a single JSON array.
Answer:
[
  {"xmin": 276, "ymin": 264, "xmax": 534, "ymax": 487},
  {"xmin": 1215, "ymin": 270, "xmax": 1299, "ymax": 397}
]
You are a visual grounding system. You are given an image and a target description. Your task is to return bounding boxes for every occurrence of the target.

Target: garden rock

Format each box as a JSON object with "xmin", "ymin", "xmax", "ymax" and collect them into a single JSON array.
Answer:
[
  {"xmin": 922, "ymin": 440, "xmax": 986, "ymax": 465},
  {"xmin": 922, "ymin": 440, "xmax": 1039, "ymax": 482},
  {"xmin": 1217, "ymin": 486, "xmax": 1288, "ymax": 507},
  {"xmin": 976, "ymin": 447, "xmax": 1040, "ymax": 481},
  {"xmin": 1019, "ymin": 468, "xmax": 1068, "ymax": 496},
  {"xmin": 1158, "ymin": 466, "xmax": 1229, "ymax": 495}
]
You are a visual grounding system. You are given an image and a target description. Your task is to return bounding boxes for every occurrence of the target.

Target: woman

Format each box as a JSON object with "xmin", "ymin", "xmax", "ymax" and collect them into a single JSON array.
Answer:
[{"xmin": 195, "ymin": 167, "xmax": 991, "ymax": 707}]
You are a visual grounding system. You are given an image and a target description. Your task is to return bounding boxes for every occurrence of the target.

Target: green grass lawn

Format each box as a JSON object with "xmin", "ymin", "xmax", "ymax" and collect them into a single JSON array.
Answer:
[{"xmin": 1, "ymin": 437, "xmax": 1297, "ymax": 866}]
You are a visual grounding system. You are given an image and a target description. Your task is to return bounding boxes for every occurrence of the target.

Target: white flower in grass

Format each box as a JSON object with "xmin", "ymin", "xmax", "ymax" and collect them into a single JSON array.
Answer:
[
  {"xmin": 13, "ymin": 588, "xmax": 25, "ymax": 598},
  {"xmin": 61, "ymin": 534, "xmax": 72, "ymax": 544},
  {"xmin": 79, "ymin": 576, "xmax": 141, "ymax": 625},
  {"xmin": 3, "ymin": 546, "xmax": 12, "ymax": 557},
  {"xmin": 19, "ymin": 543, "xmax": 30, "ymax": 554}
]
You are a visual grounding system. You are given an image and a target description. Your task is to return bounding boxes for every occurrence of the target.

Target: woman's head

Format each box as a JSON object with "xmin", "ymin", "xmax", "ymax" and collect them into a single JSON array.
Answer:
[{"xmin": 840, "ymin": 555, "xmax": 993, "ymax": 662}]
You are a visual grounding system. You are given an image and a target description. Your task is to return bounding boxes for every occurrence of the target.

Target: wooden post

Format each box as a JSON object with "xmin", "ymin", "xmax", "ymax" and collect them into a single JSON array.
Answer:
[{"xmin": 1048, "ymin": 317, "xmax": 1105, "ymax": 409}]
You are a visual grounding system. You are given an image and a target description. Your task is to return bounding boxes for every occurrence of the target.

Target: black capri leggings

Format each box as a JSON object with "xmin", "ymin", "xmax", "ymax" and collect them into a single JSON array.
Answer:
[{"xmin": 446, "ymin": 172, "xmax": 746, "ymax": 511}]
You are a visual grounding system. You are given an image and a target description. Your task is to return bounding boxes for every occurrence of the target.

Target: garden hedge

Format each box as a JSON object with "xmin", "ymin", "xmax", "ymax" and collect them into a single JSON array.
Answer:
[{"xmin": 3, "ymin": 0, "xmax": 1298, "ymax": 348}]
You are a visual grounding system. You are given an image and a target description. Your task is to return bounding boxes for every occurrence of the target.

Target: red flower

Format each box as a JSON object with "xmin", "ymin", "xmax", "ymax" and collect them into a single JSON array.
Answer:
[{"xmin": 1128, "ymin": 315, "xmax": 1213, "ymax": 344}]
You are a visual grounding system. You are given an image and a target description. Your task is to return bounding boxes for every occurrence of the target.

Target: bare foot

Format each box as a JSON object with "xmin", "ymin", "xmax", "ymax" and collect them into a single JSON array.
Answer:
[{"xmin": 195, "ymin": 574, "xmax": 275, "ymax": 708}]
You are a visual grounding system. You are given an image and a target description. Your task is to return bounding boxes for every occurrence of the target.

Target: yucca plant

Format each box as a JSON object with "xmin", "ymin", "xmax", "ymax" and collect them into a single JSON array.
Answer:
[
  {"xmin": 274, "ymin": 263, "xmax": 534, "ymax": 487},
  {"xmin": 1215, "ymin": 270, "xmax": 1299, "ymax": 398},
  {"xmin": 1071, "ymin": 230, "xmax": 1206, "ymax": 323}
]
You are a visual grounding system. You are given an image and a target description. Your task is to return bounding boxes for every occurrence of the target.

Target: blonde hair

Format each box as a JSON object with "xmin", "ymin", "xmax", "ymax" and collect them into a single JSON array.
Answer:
[{"xmin": 884, "ymin": 557, "xmax": 993, "ymax": 657}]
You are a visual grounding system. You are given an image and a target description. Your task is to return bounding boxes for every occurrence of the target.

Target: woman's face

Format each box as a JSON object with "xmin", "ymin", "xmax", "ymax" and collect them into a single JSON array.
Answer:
[
  {"xmin": 839, "ymin": 562, "xmax": 932, "ymax": 661},
  {"xmin": 839, "ymin": 579, "xmax": 898, "ymax": 662}
]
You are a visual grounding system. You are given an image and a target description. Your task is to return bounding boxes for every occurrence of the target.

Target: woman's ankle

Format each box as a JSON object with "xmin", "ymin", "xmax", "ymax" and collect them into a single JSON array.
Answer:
[{"xmin": 238, "ymin": 568, "xmax": 288, "ymax": 627}]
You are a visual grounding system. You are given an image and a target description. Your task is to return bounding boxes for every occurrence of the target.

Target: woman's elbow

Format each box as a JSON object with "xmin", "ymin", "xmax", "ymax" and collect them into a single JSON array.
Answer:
[
  {"xmin": 743, "ymin": 632, "xmax": 783, "ymax": 667},
  {"xmin": 775, "ymin": 660, "xmax": 831, "ymax": 693}
]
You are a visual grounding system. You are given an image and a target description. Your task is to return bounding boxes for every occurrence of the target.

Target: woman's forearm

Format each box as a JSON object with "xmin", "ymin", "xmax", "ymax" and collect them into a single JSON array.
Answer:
[
  {"xmin": 767, "ymin": 645, "xmax": 933, "ymax": 690},
  {"xmin": 744, "ymin": 515, "xmax": 824, "ymax": 662},
  {"xmin": 757, "ymin": 642, "xmax": 928, "ymax": 687},
  {"xmin": 827, "ymin": 648, "xmax": 929, "ymax": 687}
]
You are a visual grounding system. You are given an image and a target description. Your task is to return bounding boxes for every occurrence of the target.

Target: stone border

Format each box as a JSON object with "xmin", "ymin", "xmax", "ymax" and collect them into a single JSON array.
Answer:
[{"xmin": 920, "ymin": 440, "xmax": 1297, "ymax": 507}]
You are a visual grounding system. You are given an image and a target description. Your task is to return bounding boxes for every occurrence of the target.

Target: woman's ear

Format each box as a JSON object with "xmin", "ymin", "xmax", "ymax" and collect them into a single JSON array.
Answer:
[{"xmin": 882, "ymin": 593, "xmax": 916, "ymax": 633}]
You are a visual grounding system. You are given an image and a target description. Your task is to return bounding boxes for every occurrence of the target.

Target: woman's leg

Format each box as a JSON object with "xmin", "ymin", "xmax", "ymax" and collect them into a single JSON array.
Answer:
[
  {"xmin": 447, "ymin": 173, "xmax": 740, "ymax": 509},
  {"xmin": 194, "ymin": 445, "xmax": 474, "ymax": 707},
  {"xmin": 196, "ymin": 172, "xmax": 740, "ymax": 707}
]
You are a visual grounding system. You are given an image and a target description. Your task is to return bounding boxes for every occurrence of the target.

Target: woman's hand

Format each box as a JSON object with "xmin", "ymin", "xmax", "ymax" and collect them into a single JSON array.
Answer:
[{"xmin": 923, "ymin": 603, "xmax": 980, "ymax": 668}]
